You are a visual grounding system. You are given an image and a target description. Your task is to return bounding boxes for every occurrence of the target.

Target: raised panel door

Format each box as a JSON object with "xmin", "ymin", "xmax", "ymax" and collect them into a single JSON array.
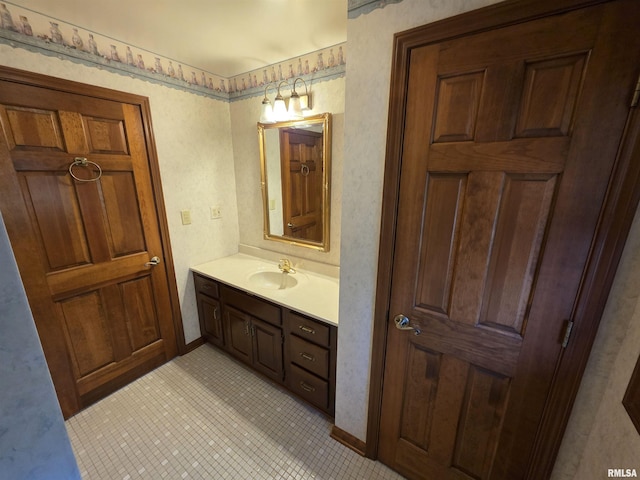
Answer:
[
  {"xmin": 0, "ymin": 72, "xmax": 178, "ymax": 417},
  {"xmin": 377, "ymin": 2, "xmax": 640, "ymax": 479}
]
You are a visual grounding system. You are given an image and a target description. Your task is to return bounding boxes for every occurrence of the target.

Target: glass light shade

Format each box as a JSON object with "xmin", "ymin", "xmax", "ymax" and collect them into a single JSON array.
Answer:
[
  {"xmin": 260, "ymin": 100, "xmax": 275, "ymax": 124},
  {"xmin": 287, "ymin": 92, "xmax": 303, "ymax": 119},
  {"xmin": 273, "ymin": 96, "xmax": 288, "ymax": 121}
]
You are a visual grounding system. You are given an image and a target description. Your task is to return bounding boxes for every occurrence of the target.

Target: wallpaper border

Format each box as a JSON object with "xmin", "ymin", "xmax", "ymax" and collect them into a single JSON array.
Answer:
[
  {"xmin": 0, "ymin": 2, "xmax": 346, "ymax": 103},
  {"xmin": 0, "ymin": 28, "xmax": 230, "ymax": 101}
]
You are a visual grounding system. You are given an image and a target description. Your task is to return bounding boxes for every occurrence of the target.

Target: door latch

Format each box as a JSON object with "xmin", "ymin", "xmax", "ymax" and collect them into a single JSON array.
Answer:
[
  {"xmin": 145, "ymin": 256, "xmax": 161, "ymax": 267},
  {"xmin": 393, "ymin": 314, "xmax": 422, "ymax": 335}
]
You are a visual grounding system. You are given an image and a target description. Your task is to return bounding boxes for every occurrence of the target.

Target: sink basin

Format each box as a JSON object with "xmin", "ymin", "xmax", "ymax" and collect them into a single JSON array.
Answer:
[{"xmin": 248, "ymin": 271, "xmax": 298, "ymax": 290}]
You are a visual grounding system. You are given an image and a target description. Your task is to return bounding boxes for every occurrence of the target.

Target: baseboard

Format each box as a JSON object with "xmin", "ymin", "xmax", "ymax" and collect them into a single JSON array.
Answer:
[
  {"xmin": 330, "ymin": 425, "xmax": 366, "ymax": 456},
  {"xmin": 184, "ymin": 337, "xmax": 205, "ymax": 354}
]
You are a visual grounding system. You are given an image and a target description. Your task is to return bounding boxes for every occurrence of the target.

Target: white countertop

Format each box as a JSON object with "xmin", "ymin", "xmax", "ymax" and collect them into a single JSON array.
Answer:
[{"xmin": 191, "ymin": 253, "xmax": 339, "ymax": 327}]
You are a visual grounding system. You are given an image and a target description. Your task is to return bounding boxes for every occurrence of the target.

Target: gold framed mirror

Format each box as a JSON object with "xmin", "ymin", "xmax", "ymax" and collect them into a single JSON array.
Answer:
[{"xmin": 258, "ymin": 113, "xmax": 331, "ymax": 251}]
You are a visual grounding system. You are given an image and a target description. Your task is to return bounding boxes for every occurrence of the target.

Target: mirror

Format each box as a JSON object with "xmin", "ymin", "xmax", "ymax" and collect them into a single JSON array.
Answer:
[{"xmin": 258, "ymin": 113, "xmax": 331, "ymax": 251}]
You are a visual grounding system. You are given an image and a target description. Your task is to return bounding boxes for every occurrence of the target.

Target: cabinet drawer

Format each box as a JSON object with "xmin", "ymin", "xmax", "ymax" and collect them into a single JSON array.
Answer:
[
  {"xmin": 194, "ymin": 274, "xmax": 219, "ymax": 298},
  {"xmin": 287, "ymin": 311, "xmax": 330, "ymax": 347},
  {"xmin": 289, "ymin": 335, "xmax": 329, "ymax": 379},
  {"xmin": 289, "ymin": 364, "xmax": 329, "ymax": 411},
  {"xmin": 221, "ymin": 285, "xmax": 281, "ymax": 326}
]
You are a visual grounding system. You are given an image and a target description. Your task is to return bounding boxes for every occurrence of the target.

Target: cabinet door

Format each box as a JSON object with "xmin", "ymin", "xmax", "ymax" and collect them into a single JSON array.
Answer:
[
  {"xmin": 224, "ymin": 306, "xmax": 253, "ymax": 364},
  {"xmin": 197, "ymin": 293, "xmax": 223, "ymax": 347},
  {"xmin": 252, "ymin": 317, "xmax": 284, "ymax": 382}
]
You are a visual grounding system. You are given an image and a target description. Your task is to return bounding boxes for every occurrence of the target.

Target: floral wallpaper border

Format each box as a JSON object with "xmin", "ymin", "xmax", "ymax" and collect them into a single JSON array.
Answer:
[
  {"xmin": 348, "ymin": 0, "xmax": 404, "ymax": 19},
  {"xmin": 0, "ymin": 2, "xmax": 346, "ymax": 102},
  {"xmin": 228, "ymin": 44, "xmax": 346, "ymax": 102}
]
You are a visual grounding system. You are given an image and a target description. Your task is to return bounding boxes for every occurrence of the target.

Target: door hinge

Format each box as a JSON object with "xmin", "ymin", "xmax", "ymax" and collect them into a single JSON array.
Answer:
[
  {"xmin": 562, "ymin": 320, "xmax": 574, "ymax": 349},
  {"xmin": 632, "ymin": 73, "xmax": 640, "ymax": 108}
]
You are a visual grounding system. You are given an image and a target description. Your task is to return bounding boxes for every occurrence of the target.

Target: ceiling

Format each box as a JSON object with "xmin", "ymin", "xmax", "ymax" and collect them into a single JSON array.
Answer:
[{"xmin": 10, "ymin": 0, "xmax": 348, "ymax": 78}]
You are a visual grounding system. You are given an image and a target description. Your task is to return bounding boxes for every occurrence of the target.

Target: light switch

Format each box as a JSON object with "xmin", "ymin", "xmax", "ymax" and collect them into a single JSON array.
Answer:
[
  {"xmin": 269, "ymin": 199, "xmax": 276, "ymax": 211},
  {"xmin": 180, "ymin": 210, "xmax": 192, "ymax": 225}
]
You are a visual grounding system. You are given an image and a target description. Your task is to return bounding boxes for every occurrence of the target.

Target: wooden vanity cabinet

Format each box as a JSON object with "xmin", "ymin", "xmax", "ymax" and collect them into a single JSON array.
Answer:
[{"xmin": 193, "ymin": 273, "xmax": 337, "ymax": 417}]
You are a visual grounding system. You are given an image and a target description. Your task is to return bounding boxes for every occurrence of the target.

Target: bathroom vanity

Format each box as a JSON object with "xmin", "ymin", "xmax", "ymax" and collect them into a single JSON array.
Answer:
[{"xmin": 192, "ymin": 254, "xmax": 338, "ymax": 416}]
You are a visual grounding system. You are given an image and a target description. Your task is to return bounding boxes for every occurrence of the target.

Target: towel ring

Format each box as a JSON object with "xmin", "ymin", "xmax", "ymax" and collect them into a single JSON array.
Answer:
[
  {"xmin": 69, "ymin": 157, "xmax": 102, "ymax": 182},
  {"xmin": 301, "ymin": 163, "xmax": 310, "ymax": 177}
]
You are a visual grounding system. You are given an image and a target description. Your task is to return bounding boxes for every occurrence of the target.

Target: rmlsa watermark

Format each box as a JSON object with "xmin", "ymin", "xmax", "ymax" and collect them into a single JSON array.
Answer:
[{"xmin": 608, "ymin": 469, "xmax": 638, "ymax": 478}]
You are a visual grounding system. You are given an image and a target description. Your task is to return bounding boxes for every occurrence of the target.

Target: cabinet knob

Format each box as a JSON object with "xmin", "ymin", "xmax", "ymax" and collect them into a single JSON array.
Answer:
[{"xmin": 299, "ymin": 325, "xmax": 315, "ymax": 335}]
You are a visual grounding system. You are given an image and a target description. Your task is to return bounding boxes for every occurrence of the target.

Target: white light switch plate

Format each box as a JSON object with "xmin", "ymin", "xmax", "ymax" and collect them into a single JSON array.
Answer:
[{"xmin": 180, "ymin": 210, "xmax": 192, "ymax": 225}]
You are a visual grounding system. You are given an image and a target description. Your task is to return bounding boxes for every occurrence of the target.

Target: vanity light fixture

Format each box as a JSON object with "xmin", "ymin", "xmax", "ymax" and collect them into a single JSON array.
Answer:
[{"xmin": 260, "ymin": 78, "xmax": 312, "ymax": 123}]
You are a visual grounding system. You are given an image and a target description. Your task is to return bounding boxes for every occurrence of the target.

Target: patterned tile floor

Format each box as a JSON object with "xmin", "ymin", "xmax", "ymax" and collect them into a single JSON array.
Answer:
[{"xmin": 66, "ymin": 344, "xmax": 405, "ymax": 479}]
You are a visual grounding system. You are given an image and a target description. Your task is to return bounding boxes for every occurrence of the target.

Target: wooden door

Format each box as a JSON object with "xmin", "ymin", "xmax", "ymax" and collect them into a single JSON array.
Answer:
[
  {"xmin": 0, "ymin": 71, "xmax": 180, "ymax": 418},
  {"xmin": 280, "ymin": 128, "xmax": 323, "ymax": 241},
  {"xmin": 376, "ymin": 1, "xmax": 640, "ymax": 479}
]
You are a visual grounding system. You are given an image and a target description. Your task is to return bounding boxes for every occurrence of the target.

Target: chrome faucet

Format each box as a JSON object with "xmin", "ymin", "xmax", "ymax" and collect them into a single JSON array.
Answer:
[{"xmin": 278, "ymin": 258, "xmax": 296, "ymax": 274}]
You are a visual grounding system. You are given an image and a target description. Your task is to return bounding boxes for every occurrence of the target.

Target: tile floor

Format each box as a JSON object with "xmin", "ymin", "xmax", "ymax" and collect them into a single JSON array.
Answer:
[{"xmin": 66, "ymin": 344, "xmax": 405, "ymax": 479}]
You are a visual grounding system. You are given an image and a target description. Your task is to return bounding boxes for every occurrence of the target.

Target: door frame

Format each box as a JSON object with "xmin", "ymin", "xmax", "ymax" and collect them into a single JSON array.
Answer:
[
  {"xmin": 366, "ymin": 0, "xmax": 640, "ymax": 477},
  {"xmin": 0, "ymin": 65, "xmax": 187, "ymax": 355}
]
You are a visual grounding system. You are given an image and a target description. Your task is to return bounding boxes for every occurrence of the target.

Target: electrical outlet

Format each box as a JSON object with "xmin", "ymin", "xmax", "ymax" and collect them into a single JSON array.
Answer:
[
  {"xmin": 210, "ymin": 206, "xmax": 222, "ymax": 219},
  {"xmin": 180, "ymin": 210, "xmax": 192, "ymax": 225}
]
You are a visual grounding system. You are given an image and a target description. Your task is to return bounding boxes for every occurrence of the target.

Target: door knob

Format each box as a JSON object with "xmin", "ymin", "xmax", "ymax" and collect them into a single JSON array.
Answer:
[
  {"xmin": 145, "ymin": 256, "xmax": 161, "ymax": 267},
  {"xmin": 393, "ymin": 314, "xmax": 422, "ymax": 335}
]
